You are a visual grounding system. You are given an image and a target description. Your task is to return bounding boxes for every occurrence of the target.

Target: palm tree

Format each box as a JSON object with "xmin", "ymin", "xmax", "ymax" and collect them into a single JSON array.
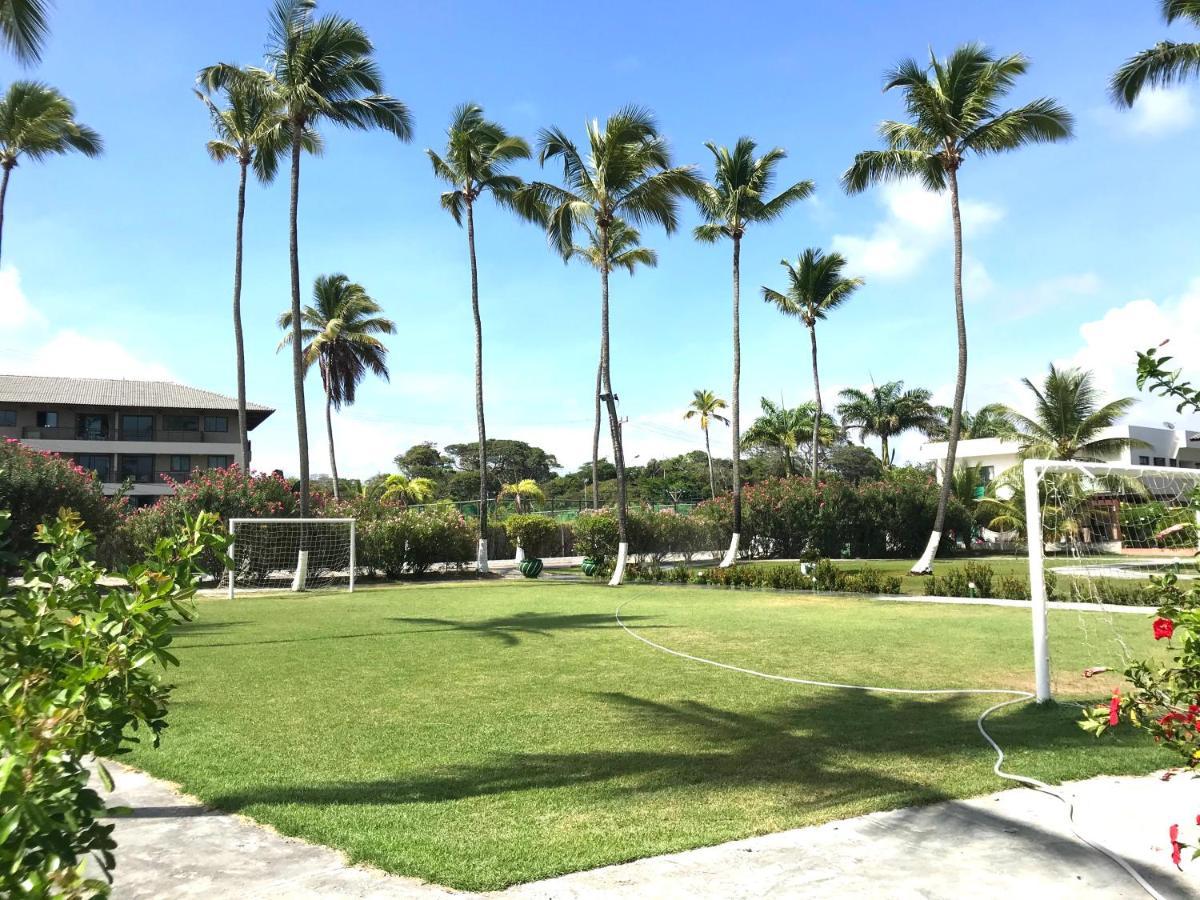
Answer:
[
  {"xmin": 999, "ymin": 365, "xmax": 1147, "ymax": 461},
  {"xmin": 278, "ymin": 274, "xmax": 395, "ymax": 501},
  {"xmin": 743, "ymin": 398, "xmax": 838, "ymax": 476},
  {"xmin": 693, "ymin": 138, "xmax": 813, "ymax": 567},
  {"xmin": 566, "ymin": 218, "xmax": 657, "ymax": 509},
  {"xmin": 499, "ymin": 478, "xmax": 545, "ymax": 513},
  {"xmin": 201, "ymin": 0, "xmax": 412, "ymax": 517},
  {"xmin": 0, "ymin": 81, "xmax": 101, "ymax": 265},
  {"xmin": 381, "ymin": 474, "xmax": 436, "ymax": 507},
  {"xmin": 958, "ymin": 403, "xmax": 1014, "ymax": 440},
  {"xmin": 761, "ymin": 248, "xmax": 863, "ymax": 479},
  {"xmin": 683, "ymin": 389, "xmax": 729, "ymax": 499},
  {"xmin": 0, "ymin": 0, "xmax": 49, "ymax": 65},
  {"xmin": 515, "ymin": 106, "xmax": 700, "ymax": 585},
  {"xmin": 842, "ymin": 44, "xmax": 1073, "ymax": 574},
  {"xmin": 1111, "ymin": 1, "xmax": 1200, "ymax": 105},
  {"xmin": 428, "ymin": 103, "xmax": 530, "ymax": 573},
  {"xmin": 196, "ymin": 69, "xmax": 303, "ymax": 471},
  {"xmin": 836, "ymin": 381, "xmax": 942, "ymax": 466}
]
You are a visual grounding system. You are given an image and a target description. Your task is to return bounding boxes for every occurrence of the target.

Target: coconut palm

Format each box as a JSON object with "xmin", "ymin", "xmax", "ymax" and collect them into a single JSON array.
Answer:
[
  {"xmin": 196, "ymin": 68, "xmax": 306, "ymax": 471},
  {"xmin": 959, "ymin": 403, "xmax": 1015, "ymax": 440},
  {"xmin": 1111, "ymin": 1, "xmax": 1200, "ymax": 105},
  {"xmin": 683, "ymin": 389, "xmax": 729, "ymax": 499},
  {"xmin": 743, "ymin": 398, "xmax": 839, "ymax": 477},
  {"xmin": 0, "ymin": 0, "xmax": 49, "ymax": 65},
  {"xmin": 515, "ymin": 106, "xmax": 700, "ymax": 585},
  {"xmin": 278, "ymin": 274, "xmax": 395, "ymax": 501},
  {"xmin": 381, "ymin": 474, "xmax": 436, "ymax": 507},
  {"xmin": 693, "ymin": 138, "xmax": 814, "ymax": 567},
  {"xmin": 836, "ymin": 381, "xmax": 942, "ymax": 467},
  {"xmin": 499, "ymin": 478, "xmax": 545, "ymax": 513},
  {"xmin": 0, "ymin": 81, "xmax": 101, "ymax": 265},
  {"xmin": 761, "ymin": 248, "xmax": 863, "ymax": 479},
  {"xmin": 201, "ymin": 0, "xmax": 412, "ymax": 516},
  {"xmin": 999, "ymin": 365, "xmax": 1147, "ymax": 461},
  {"xmin": 842, "ymin": 44, "xmax": 1073, "ymax": 573},
  {"xmin": 427, "ymin": 103, "xmax": 530, "ymax": 573},
  {"xmin": 566, "ymin": 218, "xmax": 657, "ymax": 509}
]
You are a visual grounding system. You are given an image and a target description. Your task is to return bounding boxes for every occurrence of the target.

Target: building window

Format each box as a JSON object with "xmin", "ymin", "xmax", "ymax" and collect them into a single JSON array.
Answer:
[
  {"xmin": 207, "ymin": 455, "xmax": 233, "ymax": 470},
  {"xmin": 118, "ymin": 454, "xmax": 155, "ymax": 483},
  {"xmin": 121, "ymin": 415, "xmax": 154, "ymax": 441},
  {"xmin": 77, "ymin": 454, "xmax": 111, "ymax": 480},
  {"xmin": 203, "ymin": 415, "xmax": 228, "ymax": 433},
  {"xmin": 169, "ymin": 454, "xmax": 191, "ymax": 473},
  {"xmin": 1139, "ymin": 455, "xmax": 1150, "ymax": 465},
  {"xmin": 163, "ymin": 414, "xmax": 199, "ymax": 432},
  {"xmin": 0, "ymin": 410, "xmax": 15, "ymax": 426},
  {"xmin": 1154, "ymin": 457, "xmax": 1166, "ymax": 467},
  {"xmin": 125, "ymin": 494, "xmax": 159, "ymax": 510},
  {"xmin": 979, "ymin": 465, "xmax": 995, "ymax": 485},
  {"xmin": 36, "ymin": 411, "xmax": 58, "ymax": 428},
  {"xmin": 1170, "ymin": 459, "xmax": 1179, "ymax": 467},
  {"xmin": 76, "ymin": 413, "xmax": 109, "ymax": 440}
]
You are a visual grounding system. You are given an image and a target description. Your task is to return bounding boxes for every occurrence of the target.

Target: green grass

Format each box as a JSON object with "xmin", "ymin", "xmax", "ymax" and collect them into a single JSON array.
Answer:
[{"xmin": 124, "ymin": 581, "xmax": 1171, "ymax": 891}]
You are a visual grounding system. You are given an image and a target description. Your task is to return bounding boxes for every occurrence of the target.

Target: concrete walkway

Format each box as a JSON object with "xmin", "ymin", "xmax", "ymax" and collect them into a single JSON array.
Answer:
[{"xmin": 99, "ymin": 762, "xmax": 1199, "ymax": 899}]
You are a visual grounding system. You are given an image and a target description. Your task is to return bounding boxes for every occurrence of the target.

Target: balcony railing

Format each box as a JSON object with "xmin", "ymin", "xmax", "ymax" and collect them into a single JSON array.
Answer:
[{"xmin": 21, "ymin": 426, "xmax": 233, "ymax": 443}]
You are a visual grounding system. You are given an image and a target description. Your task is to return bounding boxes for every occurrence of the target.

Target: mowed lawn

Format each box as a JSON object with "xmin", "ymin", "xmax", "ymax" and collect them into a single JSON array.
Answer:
[{"xmin": 122, "ymin": 581, "xmax": 1171, "ymax": 891}]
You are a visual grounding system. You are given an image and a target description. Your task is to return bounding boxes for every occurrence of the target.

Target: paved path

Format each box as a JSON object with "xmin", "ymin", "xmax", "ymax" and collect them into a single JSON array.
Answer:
[{"xmin": 99, "ymin": 761, "xmax": 1199, "ymax": 899}]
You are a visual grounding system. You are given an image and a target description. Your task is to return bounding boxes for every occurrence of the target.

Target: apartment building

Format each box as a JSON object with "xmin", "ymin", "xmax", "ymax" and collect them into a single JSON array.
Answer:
[{"xmin": 0, "ymin": 375, "xmax": 274, "ymax": 507}]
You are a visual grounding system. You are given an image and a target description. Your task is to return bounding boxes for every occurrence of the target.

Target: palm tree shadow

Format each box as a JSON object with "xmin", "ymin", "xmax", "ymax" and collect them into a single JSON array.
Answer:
[{"xmin": 388, "ymin": 612, "xmax": 666, "ymax": 647}]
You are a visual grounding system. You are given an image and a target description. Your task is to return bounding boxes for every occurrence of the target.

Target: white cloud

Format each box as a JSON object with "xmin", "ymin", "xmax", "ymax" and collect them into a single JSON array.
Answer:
[
  {"xmin": 1125, "ymin": 86, "xmax": 1196, "ymax": 137},
  {"xmin": 0, "ymin": 267, "xmax": 43, "ymax": 329},
  {"xmin": 1007, "ymin": 271, "xmax": 1102, "ymax": 317}
]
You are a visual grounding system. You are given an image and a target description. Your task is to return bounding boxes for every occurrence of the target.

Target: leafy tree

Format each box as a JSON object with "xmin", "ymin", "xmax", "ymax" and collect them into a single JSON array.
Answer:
[
  {"xmin": 742, "ymin": 398, "xmax": 838, "ymax": 476},
  {"xmin": 201, "ymin": 0, "xmax": 412, "ymax": 516},
  {"xmin": 693, "ymin": 137, "xmax": 814, "ymax": 565},
  {"xmin": 443, "ymin": 439, "xmax": 560, "ymax": 491},
  {"xmin": 1111, "ymin": 0, "xmax": 1200, "ymax": 105},
  {"xmin": 836, "ymin": 381, "xmax": 942, "ymax": 467},
  {"xmin": 826, "ymin": 444, "xmax": 885, "ymax": 484},
  {"xmin": 516, "ymin": 106, "xmax": 700, "ymax": 583},
  {"xmin": 567, "ymin": 218, "xmax": 657, "ymax": 509},
  {"xmin": 428, "ymin": 104, "xmax": 530, "ymax": 571},
  {"xmin": 842, "ymin": 43, "xmax": 1072, "ymax": 574},
  {"xmin": 394, "ymin": 442, "xmax": 452, "ymax": 487},
  {"xmin": 761, "ymin": 248, "xmax": 863, "ymax": 478},
  {"xmin": 684, "ymin": 389, "xmax": 729, "ymax": 499},
  {"xmin": 278, "ymin": 274, "xmax": 395, "ymax": 500},
  {"xmin": 0, "ymin": 81, "xmax": 101, "ymax": 265},
  {"xmin": 0, "ymin": 0, "xmax": 49, "ymax": 65}
]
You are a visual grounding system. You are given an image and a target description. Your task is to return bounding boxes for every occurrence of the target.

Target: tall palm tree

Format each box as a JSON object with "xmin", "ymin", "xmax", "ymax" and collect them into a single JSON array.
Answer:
[
  {"xmin": 428, "ymin": 103, "xmax": 530, "ymax": 573},
  {"xmin": 201, "ymin": 0, "xmax": 412, "ymax": 516},
  {"xmin": 683, "ymin": 388, "xmax": 729, "ymax": 499},
  {"xmin": 278, "ymin": 274, "xmax": 395, "ymax": 500},
  {"xmin": 516, "ymin": 106, "xmax": 699, "ymax": 585},
  {"xmin": 196, "ymin": 69, "xmax": 305, "ymax": 471},
  {"xmin": 958, "ymin": 403, "xmax": 1014, "ymax": 440},
  {"xmin": 0, "ymin": 81, "xmax": 101, "ymax": 265},
  {"xmin": 842, "ymin": 44, "xmax": 1073, "ymax": 573},
  {"xmin": 761, "ymin": 248, "xmax": 863, "ymax": 479},
  {"xmin": 743, "ymin": 398, "xmax": 838, "ymax": 477},
  {"xmin": 999, "ymin": 365, "xmax": 1147, "ymax": 461},
  {"xmin": 693, "ymin": 138, "xmax": 813, "ymax": 567},
  {"xmin": 1111, "ymin": 1, "xmax": 1200, "ymax": 105},
  {"xmin": 567, "ymin": 218, "xmax": 657, "ymax": 509},
  {"xmin": 836, "ymin": 381, "xmax": 942, "ymax": 466},
  {"xmin": 0, "ymin": 0, "xmax": 49, "ymax": 65}
]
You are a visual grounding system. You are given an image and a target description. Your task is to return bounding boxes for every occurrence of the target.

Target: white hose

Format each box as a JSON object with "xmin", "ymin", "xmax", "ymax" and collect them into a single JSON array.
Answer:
[{"xmin": 614, "ymin": 599, "xmax": 1164, "ymax": 900}]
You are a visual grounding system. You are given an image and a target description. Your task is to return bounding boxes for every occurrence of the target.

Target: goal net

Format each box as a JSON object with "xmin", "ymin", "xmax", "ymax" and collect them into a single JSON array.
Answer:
[
  {"xmin": 225, "ymin": 518, "xmax": 356, "ymax": 596},
  {"xmin": 1022, "ymin": 459, "xmax": 1200, "ymax": 701}
]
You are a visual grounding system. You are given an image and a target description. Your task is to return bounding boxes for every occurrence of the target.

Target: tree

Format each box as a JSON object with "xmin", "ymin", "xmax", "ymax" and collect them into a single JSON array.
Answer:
[
  {"xmin": 278, "ymin": 274, "xmax": 395, "ymax": 500},
  {"xmin": 381, "ymin": 473, "xmax": 436, "ymax": 507},
  {"xmin": 196, "ymin": 68, "xmax": 301, "ymax": 471},
  {"xmin": 933, "ymin": 403, "xmax": 1014, "ymax": 440},
  {"xmin": 201, "ymin": 0, "xmax": 412, "ymax": 517},
  {"xmin": 842, "ymin": 44, "xmax": 1072, "ymax": 573},
  {"xmin": 443, "ymin": 439, "xmax": 560, "ymax": 491},
  {"xmin": 0, "ymin": 0, "xmax": 49, "ymax": 65},
  {"xmin": 1111, "ymin": 0, "xmax": 1200, "ymax": 106},
  {"xmin": 516, "ymin": 106, "xmax": 700, "ymax": 585},
  {"xmin": 499, "ymin": 478, "xmax": 545, "ymax": 512},
  {"xmin": 428, "ymin": 103, "xmax": 530, "ymax": 572},
  {"xmin": 743, "ymin": 398, "xmax": 838, "ymax": 477},
  {"xmin": 567, "ymin": 218, "xmax": 657, "ymax": 509},
  {"xmin": 761, "ymin": 248, "xmax": 863, "ymax": 479},
  {"xmin": 0, "ymin": 81, "xmax": 101, "ymax": 265},
  {"xmin": 826, "ymin": 444, "xmax": 885, "ymax": 484},
  {"xmin": 394, "ymin": 442, "xmax": 452, "ymax": 487},
  {"xmin": 683, "ymin": 389, "xmax": 729, "ymax": 499},
  {"xmin": 836, "ymin": 381, "xmax": 942, "ymax": 467},
  {"xmin": 693, "ymin": 137, "xmax": 813, "ymax": 567},
  {"xmin": 999, "ymin": 364, "xmax": 1146, "ymax": 461}
]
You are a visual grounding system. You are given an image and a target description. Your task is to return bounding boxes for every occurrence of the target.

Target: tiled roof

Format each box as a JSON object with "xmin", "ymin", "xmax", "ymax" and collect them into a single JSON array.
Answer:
[{"xmin": 0, "ymin": 374, "xmax": 274, "ymax": 415}]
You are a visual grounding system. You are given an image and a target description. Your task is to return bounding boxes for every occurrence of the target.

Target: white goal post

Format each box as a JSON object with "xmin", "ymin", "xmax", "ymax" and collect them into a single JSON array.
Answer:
[
  {"xmin": 226, "ymin": 518, "xmax": 356, "ymax": 597},
  {"xmin": 1023, "ymin": 459, "xmax": 1200, "ymax": 702}
]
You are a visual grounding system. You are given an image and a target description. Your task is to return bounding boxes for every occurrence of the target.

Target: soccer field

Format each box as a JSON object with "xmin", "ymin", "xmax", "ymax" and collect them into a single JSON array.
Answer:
[{"xmin": 122, "ymin": 581, "xmax": 1171, "ymax": 891}]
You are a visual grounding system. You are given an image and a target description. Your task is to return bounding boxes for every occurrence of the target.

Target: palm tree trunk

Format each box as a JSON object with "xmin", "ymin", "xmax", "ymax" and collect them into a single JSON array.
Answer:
[
  {"xmin": 592, "ymin": 359, "xmax": 601, "ymax": 509},
  {"xmin": 0, "ymin": 163, "xmax": 12, "ymax": 268},
  {"xmin": 913, "ymin": 165, "xmax": 968, "ymax": 575},
  {"xmin": 881, "ymin": 434, "xmax": 890, "ymax": 468},
  {"xmin": 598, "ymin": 222, "xmax": 629, "ymax": 585},
  {"xmin": 323, "ymin": 374, "xmax": 339, "ymax": 501},
  {"xmin": 720, "ymin": 234, "xmax": 742, "ymax": 567},
  {"xmin": 232, "ymin": 159, "xmax": 250, "ymax": 472},
  {"xmin": 466, "ymin": 196, "xmax": 489, "ymax": 574},
  {"xmin": 288, "ymin": 128, "xmax": 310, "ymax": 517},
  {"xmin": 704, "ymin": 424, "xmax": 716, "ymax": 500},
  {"xmin": 809, "ymin": 324, "xmax": 822, "ymax": 480}
]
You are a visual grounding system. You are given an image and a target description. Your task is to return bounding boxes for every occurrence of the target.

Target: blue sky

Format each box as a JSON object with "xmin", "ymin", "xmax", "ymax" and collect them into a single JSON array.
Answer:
[{"xmin": 2, "ymin": 0, "xmax": 1198, "ymax": 477}]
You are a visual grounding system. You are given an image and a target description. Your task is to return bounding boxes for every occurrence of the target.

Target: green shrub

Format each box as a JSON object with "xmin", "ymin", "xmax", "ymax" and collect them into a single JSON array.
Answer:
[
  {"xmin": 502, "ymin": 514, "xmax": 560, "ymax": 558},
  {"xmin": 573, "ymin": 509, "xmax": 620, "ymax": 563},
  {"xmin": 359, "ymin": 501, "xmax": 475, "ymax": 576}
]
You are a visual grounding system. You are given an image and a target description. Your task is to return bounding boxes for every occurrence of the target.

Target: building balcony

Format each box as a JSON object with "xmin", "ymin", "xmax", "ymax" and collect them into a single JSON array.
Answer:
[{"xmin": 21, "ymin": 426, "xmax": 233, "ymax": 443}]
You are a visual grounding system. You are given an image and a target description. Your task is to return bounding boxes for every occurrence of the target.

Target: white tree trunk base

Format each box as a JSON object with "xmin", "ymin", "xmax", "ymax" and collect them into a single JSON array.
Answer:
[
  {"xmin": 514, "ymin": 545, "xmax": 525, "ymax": 564},
  {"xmin": 608, "ymin": 542, "xmax": 629, "ymax": 587},
  {"xmin": 910, "ymin": 530, "xmax": 941, "ymax": 575},
  {"xmin": 291, "ymin": 550, "xmax": 309, "ymax": 592},
  {"xmin": 476, "ymin": 539, "xmax": 490, "ymax": 574},
  {"xmin": 719, "ymin": 532, "xmax": 740, "ymax": 568}
]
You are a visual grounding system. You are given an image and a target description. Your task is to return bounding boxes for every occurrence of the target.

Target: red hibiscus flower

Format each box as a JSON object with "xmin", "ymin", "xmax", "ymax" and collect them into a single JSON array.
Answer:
[
  {"xmin": 1154, "ymin": 617, "xmax": 1176, "ymax": 641},
  {"xmin": 1170, "ymin": 823, "xmax": 1182, "ymax": 868},
  {"xmin": 1109, "ymin": 689, "xmax": 1121, "ymax": 727}
]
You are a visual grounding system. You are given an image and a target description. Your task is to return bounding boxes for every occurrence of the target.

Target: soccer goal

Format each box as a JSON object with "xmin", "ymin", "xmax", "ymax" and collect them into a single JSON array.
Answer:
[
  {"xmin": 225, "ymin": 518, "xmax": 356, "ymax": 597},
  {"xmin": 1023, "ymin": 458, "xmax": 1200, "ymax": 701}
]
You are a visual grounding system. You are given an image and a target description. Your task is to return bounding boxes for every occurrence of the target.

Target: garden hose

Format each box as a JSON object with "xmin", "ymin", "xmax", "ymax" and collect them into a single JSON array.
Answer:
[{"xmin": 614, "ymin": 598, "xmax": 1165, "ymax": 900}]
